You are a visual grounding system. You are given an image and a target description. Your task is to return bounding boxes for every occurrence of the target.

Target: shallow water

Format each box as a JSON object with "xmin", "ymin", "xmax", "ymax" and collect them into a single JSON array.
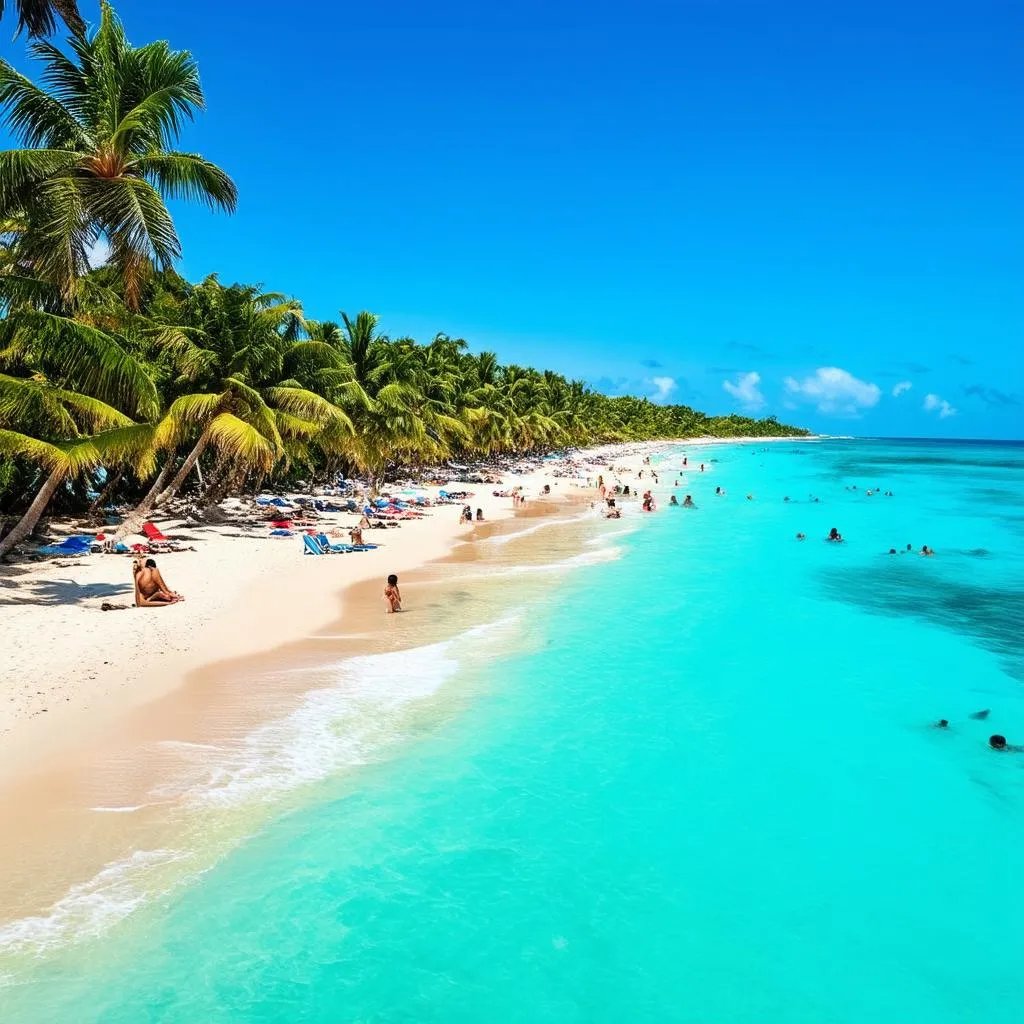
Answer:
[{"xmin": 3, "ymin": 439, "xmax": 1023, "ymax": 1022}]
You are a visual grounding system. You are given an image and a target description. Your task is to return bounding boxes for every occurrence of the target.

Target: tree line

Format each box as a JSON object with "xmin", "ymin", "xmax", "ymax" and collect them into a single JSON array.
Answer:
[{"xmin": 0, "ymin": 2, "xmax": 805, "ymax": 558}]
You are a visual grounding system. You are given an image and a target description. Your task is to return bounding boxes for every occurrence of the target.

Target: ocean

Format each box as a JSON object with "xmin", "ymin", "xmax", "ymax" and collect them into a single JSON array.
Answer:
[{"xmin": 2, "ymin": 437, "xmax": 1023, "ymax": 1022}]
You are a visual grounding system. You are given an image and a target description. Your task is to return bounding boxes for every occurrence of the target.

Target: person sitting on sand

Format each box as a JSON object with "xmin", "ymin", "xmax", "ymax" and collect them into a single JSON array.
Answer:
[
  {"xmin": 133, "ymin": 558, "xmax": 183, "ymax": 607},
  {"xmin": 476, "ymin": 508, "xmax": 485, "ymax": 521},
  {"xmin": 682, "ymin": 495, "xmax": 695, "ymax": 508},
  {"xmin": 827, "ymin": 527, "xmax": 843, "ymax": 543},
  {"xmin": 350, "ymin": 524, "xmax": 364, "ymax": 546},
  {"xmin": 384, "ymin": 573, "xmax": 402, "ymax": 613}
]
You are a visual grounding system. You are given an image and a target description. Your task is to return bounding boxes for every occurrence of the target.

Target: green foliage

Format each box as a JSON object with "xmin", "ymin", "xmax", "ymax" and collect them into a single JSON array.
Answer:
[
  {"xmin": 0, "ymin": 3, "xmax": 807, "ymax": 537},
  {"xmin": 0, "ymin": 1, "xmax": 236, "ymax": 306}
]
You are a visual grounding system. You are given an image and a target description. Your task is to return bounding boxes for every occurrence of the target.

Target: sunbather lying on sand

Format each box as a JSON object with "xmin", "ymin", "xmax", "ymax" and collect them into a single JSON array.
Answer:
[{"xmin": 133, "ymin": 558, "xmax": 184, "ymax": 607}]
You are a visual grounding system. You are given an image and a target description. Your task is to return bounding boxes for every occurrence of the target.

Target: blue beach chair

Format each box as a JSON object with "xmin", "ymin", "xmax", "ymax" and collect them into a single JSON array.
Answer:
[
  {"xmin": 302, "ymin": 534, "xmax": 324, "ymax": 554},
  {"xmin": 314, "ymin": 532, "xmax": 361, "ymax": 554}
]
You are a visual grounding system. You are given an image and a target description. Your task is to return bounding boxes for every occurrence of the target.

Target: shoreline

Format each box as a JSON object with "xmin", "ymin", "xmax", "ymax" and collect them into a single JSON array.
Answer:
[
  {"xmin": 0, "ymin": 443, "xmax": 640, "ymax": 940},
  {"xmin": 0, "ymin": 436, "xmax": 815, "ymax": 951},
  {"xmin": 0, "ymin": 434, "xmax": 817, "ymax": 779}
]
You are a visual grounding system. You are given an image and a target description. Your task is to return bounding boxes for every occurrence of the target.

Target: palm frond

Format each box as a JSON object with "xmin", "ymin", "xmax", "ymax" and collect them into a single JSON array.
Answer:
[
  {"xmin": 205, "ymin": 411, "xmax": 276, "ymax": 471},
  {"xmin": 8, "ymin": 308, "xmax": 159, "ymax": 418},
  {"xmin": 264, "ymin": 386, "xmax": 354, "ymax": 432},
  {"xmin": 131, "ymin": 151, "xmax": 237, "ymax": 213},
  {"xmin": 0, "ymin": 426, "xmax": 68, "ymax": 471},
  {"xmin": 155, "ymin": 389, "xmax": 225, "ymax": 447}
]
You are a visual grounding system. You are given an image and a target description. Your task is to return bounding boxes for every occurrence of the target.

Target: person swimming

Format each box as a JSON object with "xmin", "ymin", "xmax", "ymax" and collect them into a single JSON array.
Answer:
[
  {"xmin": 987, "ymin": 734, "xmax": 1023, "ymax": 752},
  {"xmin": 384, "ymin": 573, "xmax": 402, "ymax": 613},
  {"xmin": 935, "ymin": 719, "xmax": 949, "ymax": 729},
  {"xmin": 669, "ymin": 494, "xmax": 679, "ymax": 506},
  {"xmin": 888, "ymin": 548, "xmax": 897, "ymax": 554},
  {"xmin": 682, "ymin": 495, "xmax": 695, "ymax": 508},
  {"xmin": 921, "ymin": 545, "xmax": 935, "ymax": 556},
  {"xmin": 969, "ymin": 709, "xmax": 991, "ymax": 720},
  {"xmin": 827, "ymin": 527, "xmax": 843, "ymax": 542},
  {"xmin": 796, "ymin": 532, "xmax": 806, "ymax": 541},
  {"xmin": 133, "ymin": 558, "xmax": 183, "ymax": 607}
]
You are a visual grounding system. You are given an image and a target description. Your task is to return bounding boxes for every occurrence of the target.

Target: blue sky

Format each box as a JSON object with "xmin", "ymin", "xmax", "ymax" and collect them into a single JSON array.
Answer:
[{"xmin": 2, "ymin": 0, "xmax": 1021, "ymax": 437}]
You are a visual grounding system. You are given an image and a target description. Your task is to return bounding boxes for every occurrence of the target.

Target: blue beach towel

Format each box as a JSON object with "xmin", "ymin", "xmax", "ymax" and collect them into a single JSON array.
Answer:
[{"xmin": 38, "ymin": 535, "xmax": 93, "ymax": 556}]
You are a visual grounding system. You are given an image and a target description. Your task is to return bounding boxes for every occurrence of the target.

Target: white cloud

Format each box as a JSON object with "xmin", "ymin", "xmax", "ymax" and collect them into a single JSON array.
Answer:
[
  {"xmin": 783, "ymin": 367, "xmax": 880, "ymax": 416},
  {"xmin": 722, "ymin": 370, "xmax": 764, "ymax": 409},
  {"xmin": 649, "ymin": 376, "xmax": 677, "ymax": 402},
  {"xmin": 923, "ymin": 393, "xmax": 956, "ymax": 418},
  {"xmin": 892, "ymin": 381, "xmax": 913, "ymax": 398}
]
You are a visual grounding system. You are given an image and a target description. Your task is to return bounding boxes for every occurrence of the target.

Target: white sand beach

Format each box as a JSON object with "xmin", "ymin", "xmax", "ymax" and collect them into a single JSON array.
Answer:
[
  {"xmin": 0, "ymin": 436, "xmax": 816, "ymax": 784},
  {"xmin": 0, "ymin": 442, "xmax": 660, "ymax": 778}
]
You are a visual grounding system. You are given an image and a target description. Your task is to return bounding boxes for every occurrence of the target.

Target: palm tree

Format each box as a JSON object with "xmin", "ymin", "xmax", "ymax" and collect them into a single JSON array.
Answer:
[
  {"xmin": 0, "ymin": 1, "xmax": 236, "ymax": 307},
  {"xmin": 0, "ymin": 373, "xmax": 153, "ymax": 558},
  {"xmin": 298, "ymin": 312, "xmax": 428, "ymax": 491},
  {"xmin": 110, "ymin": 278, "xmax": 352, "ymax": 538},
  {"xmin": 0, "ymin": 0, "xmax": 83, "ymax": 38}
]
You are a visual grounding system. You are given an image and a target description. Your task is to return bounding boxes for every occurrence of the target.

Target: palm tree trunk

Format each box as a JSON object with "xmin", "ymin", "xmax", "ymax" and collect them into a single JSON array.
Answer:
[
  {"xmin": 89, "ymin": 467, "xmax": 124, "ymax": 513},
  {"xmin": 110, "ymin": 455, "xmax": 176, "ymax": 543},
  {"xmin": 198, "ymin": 452, "xmax": 231, "ymax": 507},
  {"xmin": 0, "ymin": 468, "xmax": 65, "ymax": 561},
  {"xmin": 155, "ymin": 432, "xmax": 210, "ymax": 507}
]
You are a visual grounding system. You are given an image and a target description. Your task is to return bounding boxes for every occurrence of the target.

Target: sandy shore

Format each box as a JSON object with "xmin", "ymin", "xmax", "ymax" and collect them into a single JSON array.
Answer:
[
  {"xmin": 0, "ymin": 436, "xmax": 813, "ymax": 945},
  {"xmin": 0, "ymin": 435, "xmax": 813, "ymax": 778},
  {"xmin": 0, "ymin": 467, "xmax": 572, "ymax": 778},
  {"xmin": 0, "ymin": 440, "xmax": 679, "ymax": 774}
]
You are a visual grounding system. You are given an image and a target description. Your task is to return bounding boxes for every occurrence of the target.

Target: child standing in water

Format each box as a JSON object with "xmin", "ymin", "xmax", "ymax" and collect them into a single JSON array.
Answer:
[{"xmin": 384, "ymin": 573, "xmax": 402, "ymax": 613}]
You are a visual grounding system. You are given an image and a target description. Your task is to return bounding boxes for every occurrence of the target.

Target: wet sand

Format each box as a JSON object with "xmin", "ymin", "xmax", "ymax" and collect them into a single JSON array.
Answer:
[{"xmin": 0, "ymin": 493, "xmax": 608, "ymax": 938}]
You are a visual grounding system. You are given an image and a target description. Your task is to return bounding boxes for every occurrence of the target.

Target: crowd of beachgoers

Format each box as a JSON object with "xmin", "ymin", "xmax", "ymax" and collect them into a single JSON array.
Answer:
[{"xmin": 0, "ymin": 440, "xmax": 673, "ymax": 759}]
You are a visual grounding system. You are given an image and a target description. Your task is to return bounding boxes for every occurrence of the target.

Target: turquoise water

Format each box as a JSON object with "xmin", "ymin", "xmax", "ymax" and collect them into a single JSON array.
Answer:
[{"xmin": 3, "ymin": 438, "xmax": 1024, "ymax": 1022}]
